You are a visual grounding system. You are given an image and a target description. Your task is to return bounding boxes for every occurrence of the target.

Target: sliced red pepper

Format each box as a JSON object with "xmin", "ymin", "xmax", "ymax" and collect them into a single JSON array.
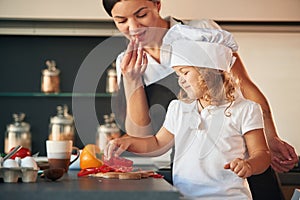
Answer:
[
  {"xmin": 98, "ymin": 164, "xmax": 115, "ymax": 173},
  {"xmin": 149, "ymin": 173, "xmax": 164, "ymax": 178},
  {"xmin": 77, "ymin": 167, "xmax": 100, "ymax": 177},
  {"xmin": 77, "ymin": 165, "xmax": 116, "ymax": 177}
]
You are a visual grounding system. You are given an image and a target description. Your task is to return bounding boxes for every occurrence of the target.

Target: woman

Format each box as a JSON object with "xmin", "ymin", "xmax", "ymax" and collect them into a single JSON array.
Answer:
[{"xmin": 102, "ymin": 0, "xmax": 297, "ymax": 199}]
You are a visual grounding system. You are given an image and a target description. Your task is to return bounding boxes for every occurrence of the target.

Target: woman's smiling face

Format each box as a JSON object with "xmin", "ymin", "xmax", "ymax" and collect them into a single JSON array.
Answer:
[
  {"xmin": 111, "ymin": 0, "xmax": 163, "ymax": 44},
  {"xmin": 173, "ymin": 66, "xmax": 204, "ymax": 100}
]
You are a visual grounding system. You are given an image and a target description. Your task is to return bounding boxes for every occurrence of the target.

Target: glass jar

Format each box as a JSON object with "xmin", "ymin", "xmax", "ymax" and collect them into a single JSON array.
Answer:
[
  {"xmin": 106, "ymin": 62, "xmax": 118, "ymax": 93},
  {"xmin": 48, "ymin": 105, "xmax": 74, "ymax": 142},
  {"xmin": 41, "ymin": 59, "xmax": 60, "ymax": 93},
  {"xmin": 4, "ymin": 113, "xmax": 31, "ymax": 153},
  {"xmin": 96, "ymin": 114, "xmax": 121, "ymax": 153}
]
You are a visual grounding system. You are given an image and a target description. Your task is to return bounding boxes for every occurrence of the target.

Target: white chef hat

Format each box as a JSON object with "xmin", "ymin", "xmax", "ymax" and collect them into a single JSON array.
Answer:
[
  {"xmin": 170, "ymin": 40, "xmax": 234, "ymax": 71},
  {"xmin": 161, "ymin": 24, "xmax": 238, "ymax": 71}
]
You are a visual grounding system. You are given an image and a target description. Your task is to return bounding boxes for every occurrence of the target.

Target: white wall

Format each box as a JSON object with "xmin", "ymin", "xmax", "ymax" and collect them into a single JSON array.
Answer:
[
  {"xmin": 0, "ymin": 0, "xmax": 300, "ymax": 21},
  {"xmin": 232, "ymin": 32, "xmax": 300, "ymax": 154},
  {"xmin": 161, "ymin": 0, "xmax": 300, "ymax": 21}
]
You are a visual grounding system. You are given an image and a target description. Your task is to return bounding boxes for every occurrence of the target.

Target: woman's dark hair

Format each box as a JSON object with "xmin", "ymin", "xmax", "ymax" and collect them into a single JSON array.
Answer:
[
  {"xmin": 102, "ymin": 0, "xmax": 160, "ymax": 17},
  {"xmin": 102, "ymin": 0, "xmax": 120, "ymax": 17}
]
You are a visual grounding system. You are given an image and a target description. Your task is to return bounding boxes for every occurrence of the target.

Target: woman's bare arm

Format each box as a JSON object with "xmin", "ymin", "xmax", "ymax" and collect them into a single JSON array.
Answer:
[
  {"xmin": 120, "ymin": 39, "xmax": 154, "ymax": 136},
  {"xmin": 231, "ymin": 53, "xmax": 298, "ymax": 172}
]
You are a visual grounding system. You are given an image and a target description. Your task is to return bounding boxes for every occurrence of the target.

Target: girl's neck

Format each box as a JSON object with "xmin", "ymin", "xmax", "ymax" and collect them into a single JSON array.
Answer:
[{"xmin": 197, "ymin": 99, "xmax": 210, "ymax": 112}]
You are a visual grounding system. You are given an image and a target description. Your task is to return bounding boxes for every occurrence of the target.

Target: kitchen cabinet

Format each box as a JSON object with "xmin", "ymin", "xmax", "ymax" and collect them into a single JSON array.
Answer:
[
  {"xmin": 278, "ymin": 172, "xmax": 300, "ymax": 200},
  {"xmin": 0, "ymin": 34, "xmax": 126, "ymax": 155}
]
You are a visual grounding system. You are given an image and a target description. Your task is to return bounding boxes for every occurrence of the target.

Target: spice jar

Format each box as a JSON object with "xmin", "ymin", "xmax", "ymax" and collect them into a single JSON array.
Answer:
[
  {"xmin": 41, "ymin": 59, "xmax": 60, "ymax": 93},
  {"xmin": 96, "ymin": 113, "xmax": 121, "ymax": 153},
  {"xmin": 48, "ymin": 105, "xmax": 75, "ymax": 142},
  {"xmin": 106, "ymin": 62, "xmax": 118, "ymax": 93},
  {"xmin": 4, "ymin": 113, "xmax": 31, "ymax": 153}
]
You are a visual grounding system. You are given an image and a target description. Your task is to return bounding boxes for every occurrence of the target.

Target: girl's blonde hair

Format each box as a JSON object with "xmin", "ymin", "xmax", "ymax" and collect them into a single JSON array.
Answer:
[{"xmin": 178, "ymin": 67, "xmax": 238, "ymax": 116}]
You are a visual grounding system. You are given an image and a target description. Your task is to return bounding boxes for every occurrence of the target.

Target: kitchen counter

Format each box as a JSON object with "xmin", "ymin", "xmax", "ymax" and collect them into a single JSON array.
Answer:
[
  {"xmin": 0, "ymin": 170, "xmax": 180, "ymax": 200},
  {"xmin": 278, "ymin": 171, "xmax": 300, "ymax": 200},
  {"xmin": 278, "ymin": 172, "xmax": 300, "ymax": 185}
]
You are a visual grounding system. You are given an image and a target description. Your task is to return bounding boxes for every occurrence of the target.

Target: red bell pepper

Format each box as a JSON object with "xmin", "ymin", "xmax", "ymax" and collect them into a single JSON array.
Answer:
[
  {"xmin": 9, "ymin": 147, "xmax": 31, "ymax": 159},
  {"xmin": 77, "ymin": 165, "xmax": 115, "ymax": 177}
]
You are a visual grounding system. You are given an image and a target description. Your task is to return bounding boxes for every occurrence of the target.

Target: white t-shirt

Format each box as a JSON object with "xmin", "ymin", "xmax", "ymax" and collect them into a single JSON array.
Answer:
[{"xmin": 163, "ymin": 96, "xmax": 264, "ymax": 200}]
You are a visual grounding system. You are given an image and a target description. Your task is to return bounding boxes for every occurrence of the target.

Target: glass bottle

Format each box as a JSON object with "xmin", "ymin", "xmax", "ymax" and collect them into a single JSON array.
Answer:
[
  {"xmin": 41, "ymin": 59, "xmax": 60, "ymax": 93},
  {"xmin": 48, "ymin": 105, "xmax": 74, "ymax": 142},
  {"xmin": 4, "ymin": 113, "xmax": 31, "ymax": 153},
  {"xmin": 106, "ymin": 61, "xmax": 118, "ymax": 93},
  {"xmin": 96, "ymin": 113, "xmax": 121, "ymax": 153}
]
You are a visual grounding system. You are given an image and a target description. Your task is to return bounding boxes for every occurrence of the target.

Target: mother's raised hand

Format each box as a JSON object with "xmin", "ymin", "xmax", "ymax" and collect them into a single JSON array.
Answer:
[{"xmin": 121, "ymin": 38, "xmax": 148, "ymax": 83}]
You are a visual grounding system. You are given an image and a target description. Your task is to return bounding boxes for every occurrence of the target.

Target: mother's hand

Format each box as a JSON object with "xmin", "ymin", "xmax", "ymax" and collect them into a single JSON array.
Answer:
[
  {"xmin": 269, "ymin": 136, "xmax": 298, "ymax": 173},
  {"xmin": 121, "ymin": 38, "xmax": 148, "ymax": 83}
]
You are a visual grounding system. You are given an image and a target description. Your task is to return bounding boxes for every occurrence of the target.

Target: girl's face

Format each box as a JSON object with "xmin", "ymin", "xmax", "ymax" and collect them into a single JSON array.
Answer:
[
  {"xmin": 173, "ymin": 66, "xmax": 203, "ymax": 100},
  {"xmin": 111, "ymin": 0, "xmax": 165, "ymax": 44}
]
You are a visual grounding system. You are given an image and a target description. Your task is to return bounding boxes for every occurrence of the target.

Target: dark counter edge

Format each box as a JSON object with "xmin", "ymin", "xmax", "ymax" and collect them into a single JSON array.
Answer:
[
  {"xmin": 278, "ymin": 172, "xmax": 300, "ymax": 185},
  {"xmin": 0, "ymin": 191, "xmax": 180, "ymax": 200}
]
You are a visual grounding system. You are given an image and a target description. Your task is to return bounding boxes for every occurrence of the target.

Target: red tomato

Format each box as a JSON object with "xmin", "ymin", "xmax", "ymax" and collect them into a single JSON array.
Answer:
[{"xmin": 9, "ymin": 147, "xmax": 31, "ymax": 159}]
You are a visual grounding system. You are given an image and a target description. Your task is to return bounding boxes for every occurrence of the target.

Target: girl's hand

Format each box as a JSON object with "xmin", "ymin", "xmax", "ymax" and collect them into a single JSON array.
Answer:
[
  {"xmin": 121, "ymin": 38, "xmax": 148, "ymax": 83},
  {"xmin": 224, "ymin": 158, "xmax": 252, "ymax": 178},
  {"xmin": 104, "ymin": 137, "xmax": 132, "ymax": 160}
]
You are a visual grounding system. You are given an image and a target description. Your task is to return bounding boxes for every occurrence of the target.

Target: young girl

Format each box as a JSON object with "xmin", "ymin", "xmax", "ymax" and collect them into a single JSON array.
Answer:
[{"xmin": 105, "ymin": 26, "xmax": 271, "ymax": 199}]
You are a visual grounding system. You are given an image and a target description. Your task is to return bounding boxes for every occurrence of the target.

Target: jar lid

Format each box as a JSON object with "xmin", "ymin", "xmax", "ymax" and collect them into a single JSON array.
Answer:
[
  {"xmin": 50, "ymin": 105, "xmax": 73, "ymax": 125},
  {"xmin": 107, "ymin": 69, "xmax": 117, "ymax": 76},
  {"xmin": 97, "ymin": 124, "xmax": 119, "ymax": 133},
  {"xmin": 42, "ymin": 68, "xmax": 60, "ymax": 76},
  {"xmin": 42, "ymin": 59, "xmax": 60, "ymax": 76},
  {"xmin": 7, "ymin": 113, "xmax": 30, "ymax": 132}
]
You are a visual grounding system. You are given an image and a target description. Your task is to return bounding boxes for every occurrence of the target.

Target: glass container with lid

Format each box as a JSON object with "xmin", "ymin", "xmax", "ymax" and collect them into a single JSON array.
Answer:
[
  {"xmin": 106, "ymin": 61, "xmax": 118, "ymax": 93},
  {"xmin": 41, "ymin": 59, "xmax": 60, "ymax": 93},
  {"xmin": 4, "ymin": 113, "xmax": 31, "ymax": 153},
  {"xmin": 49, "ymin": 105, "xmax": 74, "ymax": 142},
  {"xmin": 96, "ymin": 113, "xmax": 121, "ymax": 153}
]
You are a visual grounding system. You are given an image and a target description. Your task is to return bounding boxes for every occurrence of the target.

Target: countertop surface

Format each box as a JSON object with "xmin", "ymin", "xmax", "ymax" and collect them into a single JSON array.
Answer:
[
  {"xmin": 278, "ymin": 172, "xmax": 300, "ymax": 185},
  {"xmin": 0, "ymin": 169, "xmax": 180, "ymax": 200}
]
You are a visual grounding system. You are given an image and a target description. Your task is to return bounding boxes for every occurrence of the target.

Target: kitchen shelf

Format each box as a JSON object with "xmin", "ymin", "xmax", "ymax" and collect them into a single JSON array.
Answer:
[{"xmin": 0, "ymin": 92, "xmax": 112, "ymax": 97}]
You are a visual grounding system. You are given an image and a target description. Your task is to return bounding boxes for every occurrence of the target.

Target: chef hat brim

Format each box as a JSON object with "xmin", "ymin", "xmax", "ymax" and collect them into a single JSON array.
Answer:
[{"xmin": 170, "ymin": 40, "xmax": 233, "ymax": 71}]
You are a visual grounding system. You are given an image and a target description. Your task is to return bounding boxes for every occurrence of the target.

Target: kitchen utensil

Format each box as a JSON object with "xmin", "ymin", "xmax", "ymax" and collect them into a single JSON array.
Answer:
[{"xmin": 3, "ymin": 145, "xmax": 22, "ymax": 161}]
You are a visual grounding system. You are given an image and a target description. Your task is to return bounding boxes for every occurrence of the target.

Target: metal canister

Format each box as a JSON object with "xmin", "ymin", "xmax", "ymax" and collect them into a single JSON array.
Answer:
[
  {"xmin": 48, "ymin": 105, "xmax": 74, "ymax": 142},
  {"xmin": 96, "ymin": 114, "xmax": 121, "ymax": 153},
  {"xmin": 106, "ymin": 62, "xmax": 118, "ymax": 93},
  {"xmin": 41, "ymin": 59, "xmax": 60, "ymax": 93},
  {"xmin": 4, "ymin": 113, "xmax": 31, "ymax": 153}
]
